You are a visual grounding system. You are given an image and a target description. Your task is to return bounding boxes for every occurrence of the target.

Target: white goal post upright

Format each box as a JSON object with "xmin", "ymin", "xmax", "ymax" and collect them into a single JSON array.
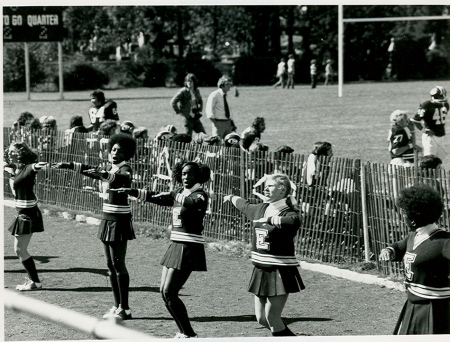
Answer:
[{"xmin": 338, "ymin": 7, "xmax": 450, "ymax": 97}]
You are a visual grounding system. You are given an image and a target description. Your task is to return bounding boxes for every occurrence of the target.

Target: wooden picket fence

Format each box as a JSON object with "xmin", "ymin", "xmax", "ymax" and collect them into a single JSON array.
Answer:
[{"xmin": 4, "ymin": 128, "xmax": 450, "ymax": 277}]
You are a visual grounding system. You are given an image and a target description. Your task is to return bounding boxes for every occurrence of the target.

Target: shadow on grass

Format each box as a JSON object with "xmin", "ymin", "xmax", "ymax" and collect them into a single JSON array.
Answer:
[
  {"xmin": 39, "ymin": 286, "xmax": 160, "ymax": 293},
  {"xmin": 4, "ymin": 255, "xmax": 59, "ymax": 263},
  {"xmin": 132, "ymin": 315, "xmax": 332, "ymax": 323},
  {"xmin": 4, "ymin": 267, "xmax": 109, "ymax": 276}
]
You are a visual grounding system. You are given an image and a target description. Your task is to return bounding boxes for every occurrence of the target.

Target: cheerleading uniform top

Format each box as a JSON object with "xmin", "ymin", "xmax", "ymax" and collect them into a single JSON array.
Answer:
[
  {"xmin": 386, "ymin": 223, "xmax": 450, "ymax": 303},
  {"xmin": 8, "ymin": 164, "xmax": 41, "ymax": 213},
  {"xmin": 231, "ymin": 197, "xmax": 300, "ymax": 269},
  {"xmin": 130, "ymin": 183, "xmax": 208, "ymax": 244},
  {"xmin": 69, "ymin": 161, "xmax": 132, "ymax": 221}
]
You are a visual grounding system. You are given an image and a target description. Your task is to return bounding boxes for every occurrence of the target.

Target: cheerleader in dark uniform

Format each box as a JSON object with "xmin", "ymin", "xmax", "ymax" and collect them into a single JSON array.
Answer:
[
  {"xmin": 113, "ymin": 161, "xmax": 210, "ymax": 338},
  {"xmin": 52, "ymin": 133, "xmax": 136, "ymax": 320},
  {"xmin": 4, "ymin": 142, "xmax": 47, "ymax": 291},
  {"xmin": 224, "ymin": 173, "xmax": 304, "ymax": 337},
  {"xmin": 379, "ymin": 184, "xmax": 450, "ymax": 334}
]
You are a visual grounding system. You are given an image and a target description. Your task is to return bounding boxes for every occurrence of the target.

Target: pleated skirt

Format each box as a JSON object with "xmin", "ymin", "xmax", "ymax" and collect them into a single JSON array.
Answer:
[
  {"xmin": 248, "ymin": 266, "xmax": 305, "ymax": 297},
  {"xmin": 97, "ymin": 219, "xmax": 136, "ymax": 242},
  {"xmin": 393, "ymin": 298, "xmax": 450, "ymax": 334},
  {"xmin": 9, "ymin": 207, "xmax": 44, "ymax": 235},
  {"xmin": 160, "ymin": 241, "xmax": 207, "ymax": 271}
]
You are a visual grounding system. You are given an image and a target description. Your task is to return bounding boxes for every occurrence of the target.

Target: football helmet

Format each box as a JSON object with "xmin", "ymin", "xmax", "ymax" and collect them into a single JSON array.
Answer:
[
  {"xmin": 430, "ymin": 86, "xmax": 447, "ymax": 101},
  {"xmin": 390, "ymin": 110, "xmax": 408, "ymax": 124}
]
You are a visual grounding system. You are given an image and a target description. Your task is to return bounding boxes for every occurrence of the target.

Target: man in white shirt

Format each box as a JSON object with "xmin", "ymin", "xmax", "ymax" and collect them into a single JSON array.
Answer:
[{"xmin": 206, "ymin": 76, "xmax": 235, "ymax": 139}]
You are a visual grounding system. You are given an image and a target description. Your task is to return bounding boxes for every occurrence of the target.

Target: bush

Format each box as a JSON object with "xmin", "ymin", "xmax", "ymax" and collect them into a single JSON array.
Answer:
[
  {"xmin": 3, "ymin": 43, "xmax": 46, "ymax": 92},
  {"xmin": 233, "ymin": 56, "xmax": 278, "ymax": 85},
  {"xmin": 58, "ymin": 63, "xmax": 109, "ymax": 91},
  {"xmin": 173, "ymin": 54, "xmax": 222, "ymax": 87},
  {"xmin": 142, "ymin": 62, "xmax": 170, "ymax": 87}
]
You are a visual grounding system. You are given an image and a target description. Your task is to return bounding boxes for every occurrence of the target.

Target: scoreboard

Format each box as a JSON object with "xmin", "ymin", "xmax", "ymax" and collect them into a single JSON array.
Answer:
[{"xmin": 3, "ymin": 6, "xmax": 64, "ymax": 42}]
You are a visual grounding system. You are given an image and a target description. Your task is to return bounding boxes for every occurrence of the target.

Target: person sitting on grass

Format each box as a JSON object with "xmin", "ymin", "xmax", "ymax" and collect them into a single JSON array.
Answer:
[
  {"xmin": 113, "ymin": 161, "xmax": 211, "ymax": 338},
  {"xmin": 52, "ymin": 133, "xmax": 137, "ymax": 321}
]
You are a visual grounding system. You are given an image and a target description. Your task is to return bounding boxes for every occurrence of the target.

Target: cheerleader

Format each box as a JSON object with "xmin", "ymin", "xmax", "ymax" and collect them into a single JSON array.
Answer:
[
  {"xmin": 379, "ymin": 184, "xmax": 450, "ymax": 334},
  {"xmin": 113, "ymin": 161, "xmax": 210, "ymax": 338},
  {"xmin": 52, "ymin": 133, "xmax": 136, "ymax": 320},
  {"xmin": 4, "ymin": 142, "xmax": 47, "ymax": 291},
  {"xmin": 224, "ymin": 173, "xmax": 304, "ymax": 336}
]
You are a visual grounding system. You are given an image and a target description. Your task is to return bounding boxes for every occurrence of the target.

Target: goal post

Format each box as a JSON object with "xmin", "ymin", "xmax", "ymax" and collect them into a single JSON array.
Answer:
[{"xmin": 338, "ymin": 6, "xmax": 450, "ymax": 97}]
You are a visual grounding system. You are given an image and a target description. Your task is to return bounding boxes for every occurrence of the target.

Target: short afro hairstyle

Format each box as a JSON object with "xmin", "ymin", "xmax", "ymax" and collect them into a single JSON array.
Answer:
[
  {"xmin": 172, "ymin": 161, "xmax": 211, "ymax": 185},
  {"xmin": 397, "ymin": 184, "xmax": 443, "ymax": 228},
  {"xmin": 252, "ymin": 117, "xmax": 265, "ymax": 130},
  {"xmin": 108, "ymin": 133, "xmax": 137, "ymax": 161}
]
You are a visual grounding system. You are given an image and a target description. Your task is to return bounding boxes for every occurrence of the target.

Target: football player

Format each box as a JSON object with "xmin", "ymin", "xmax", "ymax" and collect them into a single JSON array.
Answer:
[
  {"xmin": 88, "ymin": 89, "xmax": 119, "ymax": 132},
  {"xmin": 411, "ymin": 86, "xmax": 449, "ymax": 160},
  {"xmin": 388, "ymin": 110, "xmax": 419, "ymax": 166}
]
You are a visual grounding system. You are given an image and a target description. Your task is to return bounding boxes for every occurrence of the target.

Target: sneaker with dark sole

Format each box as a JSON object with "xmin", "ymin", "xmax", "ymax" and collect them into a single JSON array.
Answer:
[
  {"xmin": 113, "ymin": 308, "xmax": 132, "ymax": 320},
  {"xmin": 16, "ymin": 278, "xmax": 42, "ymax": 291}
]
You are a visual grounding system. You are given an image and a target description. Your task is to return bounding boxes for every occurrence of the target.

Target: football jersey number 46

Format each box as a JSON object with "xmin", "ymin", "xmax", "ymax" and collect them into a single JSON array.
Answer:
[{"xmin": 432, "ymin": 107, "xmax": 447, "ymax": 125}]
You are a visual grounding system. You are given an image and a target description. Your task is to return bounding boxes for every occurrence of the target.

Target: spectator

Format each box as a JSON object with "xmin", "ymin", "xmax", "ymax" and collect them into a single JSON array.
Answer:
[
  {"xmin": 273, "ymin": 145, "xmax": 295, "ymax": 174},
  {"xmin": 240, "ymin": 131, "xmax": 259, "ymax": 152},
  {"xmin": 12, "ymin": 112, "xmax": 34, "ymax": 130},
  {"xmin": 28, "ymin": 118, "xmax": 42, "ymax": 130},
  {"xmin": 419, "ymin": 155, "xmax": 444, "ymax": 196},
  {"xmin": 171, "ymin": 134, "xmax": 192, "ymax": 144},
  {"xmin": 410, "ymin": 86, "xmax": 449, "ymax": 161},
  {"xmin": 224, "ymin": 132, "xmax": 241, "ymax": 148},
  {"xmin": 310, "ymin": 59, "xmax": 317, "ymax": 89},
  {"xmin": 88, "ymin": 89, "xmax": 119, "ymax": 132},
  {"xmin": 241, "ymin": 117, "xmax": 266, "ymax": 142},
  {"xmin": 68, "ymin": 115, "xmax": 89, "ymax": 133},
  {"xmin": 379, "ymin": 185, "xmax": 450, "ymax": 335},
  {"xmin": 324, "ymin": 59, "xmax": 334, "ymax": 86},
  {"xmin": 64, "ymin": 116, "xmax": 89, "ymax": 152},
  {"xmin": 304, "ymin": 141, "xmax": 333, "ymax": 187},
  {"xmin": 120, "ymin": 121, "xmax": 135, "ymax": 135},
  {"xmin": 170, "ymin": 73, "xmax": 206, "ymax": 137},
  {"xmin": 40, "ymin": 116, "xmax": 58, "ymax": 152},
  {"xmin": 286, "ymin": 54, "xmax": 295, "ymax": 89},
  {"xmin": 273, "ymin": 58, "xmax": 287, "ymax": 89},
  {"xmin": 98, "ymin": 120, "xmax": 119, "ymax": 136},
  {"xmin": 388, "ymin": 110, "xmax": 419, "ymax": 167},
  {"xmin": 133, "ymin": 127, "xmax": 149, "ymax": 140},
  {"xmin": 206, "ymin": 76, "xmax": 235, "ymax": 139}
]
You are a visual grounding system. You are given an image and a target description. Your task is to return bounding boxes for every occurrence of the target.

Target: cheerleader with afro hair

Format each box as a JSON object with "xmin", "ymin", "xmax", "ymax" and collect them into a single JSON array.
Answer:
[
  {"xmin": 52, "ymin": 133, "xmax": 136, "ymax": 320},
  {"xmin": 113, "ymin": 161, "xmax": 210, "ymax": 338}
]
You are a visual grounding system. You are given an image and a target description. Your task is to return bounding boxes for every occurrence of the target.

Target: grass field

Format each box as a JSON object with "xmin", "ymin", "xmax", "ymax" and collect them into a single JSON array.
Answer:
[
  {"xmin": 4, "ymin": 205, "xmax": 406, "ymax": 340},
  {"xmin": 3, "ymin": 80, "xmax": 450, "ymax": 169}
]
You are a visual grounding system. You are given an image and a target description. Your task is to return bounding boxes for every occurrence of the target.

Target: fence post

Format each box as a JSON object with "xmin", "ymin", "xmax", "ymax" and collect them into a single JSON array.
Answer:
[{"xmin": 360, "ymin": 163, "xmax": 371, "ymax": 262}]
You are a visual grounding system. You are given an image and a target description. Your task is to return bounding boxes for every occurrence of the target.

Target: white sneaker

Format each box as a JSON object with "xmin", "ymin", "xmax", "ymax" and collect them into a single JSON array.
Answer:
[
  {"xmin": 16, "ymin": 278, "xmax": 42, "ymax": 291},
  {"xmin": 102, "ymin": 306, "xmax": 118, "ymax": 319},
  {"xmin": 174, "ymin": 333, "xmax": 197, "ymax": 338}
]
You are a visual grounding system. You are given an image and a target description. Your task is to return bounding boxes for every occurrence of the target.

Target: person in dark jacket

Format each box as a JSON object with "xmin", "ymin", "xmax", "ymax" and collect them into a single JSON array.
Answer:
[
  {"xmin": 170, "ymin": 73, "xmax": 206, "ymax": 137},
  {"xmin": 224, "ymin": 173, "xmax": 304, "ymax": 336}
]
